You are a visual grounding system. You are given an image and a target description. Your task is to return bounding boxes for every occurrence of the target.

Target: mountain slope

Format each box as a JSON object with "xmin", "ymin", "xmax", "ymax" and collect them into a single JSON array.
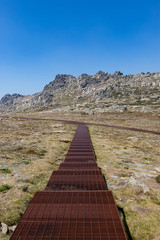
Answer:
[{"xmin": 0, "ymin": 71, "xmax": 160, "ymax": 113}]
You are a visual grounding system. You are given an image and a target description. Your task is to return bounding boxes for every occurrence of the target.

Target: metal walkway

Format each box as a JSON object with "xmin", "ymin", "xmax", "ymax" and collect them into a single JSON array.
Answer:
[{"xmin": 10, "ymin": 125, "xmax": 127, "ymax": 239}]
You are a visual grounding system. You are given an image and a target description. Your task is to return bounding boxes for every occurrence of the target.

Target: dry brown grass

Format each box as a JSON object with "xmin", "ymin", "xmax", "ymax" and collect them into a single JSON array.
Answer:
[
  {"xmin": 89, "ymin": 125, "xmax": 160, "ymax": 240},
  {"xmin": 0, "ymin": 117, "xmax": 76, "ymax": 239},
  {"xmin": 0, "ymin": 111, "xmax": 160, "ymax": 239},
  {"xmin": 9, "ymin": 110, "xmax": 160, "ymax": 132}
]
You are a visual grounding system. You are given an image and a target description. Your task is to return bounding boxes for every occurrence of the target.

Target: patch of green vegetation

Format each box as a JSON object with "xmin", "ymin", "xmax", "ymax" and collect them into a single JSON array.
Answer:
[
  {"xmin": 118, "ymin": 172, "xmax": 132, "ymax": 178},
  {"xmin": 23, "ymin": 186, "xmax": 29, "ymax": 192},
  {"xmin": 81, "ymin": 112, "xmax": 89, "ymax": 115},
  {"xmin": 0, "ymin": 184, "xmax": 11, "ymax": 192},
  {"xmin": 0, "ymin": 194, "xmax": 32, "ymax": 226},
  {"xmin": 0, "ymin": 168, "xmax": 11, "ymax": 174},
  {"xmin": 16, "ymin": 146, "xmax": 23, "ymax": 151},
  {"xmin": 14, "ymin": 153, "xmax": 24, "ymax": 158},
  {"xmin": 25, "ymin": 148, "xmax": 38, "ymax": 155},
  {"xmin": 23, "ymin": 160, "xmax": 30, "ymax": 165},
  {"xmin": 135, "ymin": 188, "xmax": 144, "ymax": 196},
  {"xmin": 25, "ymin": 173, "xmax": 47, "ymax": 185},
  {"xmin": 1, "ymin": 154, "xmax": 11, "ymax": 159},
  {"xmin": 12, "ymin": 200, "xmax": 21, "ymax": 204},
  {"xmin": 146, "ymin": 191, "xmax": 160, "ymax": 205},
  {"xmin": 38, "ymin": 150, "xmax": 47, "ymax": 157},
  {"xmin": 143, "ymin": 157, "xmax": 153, "ymax": 161},
  {"xmin": 0, "ymin": 233, "xmax": 10, "ymax": 240},
  {"xmin": 25, "ymin": 148, "xmax": 47, "ymax": 157},
  {"xmin": 155, "ymin": 175, "xmax": 160, "ymax": 183},
  {"xmin": 2, "ymin": 206, "xmax": 23, "ymax": 226}
]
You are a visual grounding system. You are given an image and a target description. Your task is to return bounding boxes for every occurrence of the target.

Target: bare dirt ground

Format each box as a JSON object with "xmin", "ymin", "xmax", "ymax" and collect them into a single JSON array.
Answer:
[{"xmin": 0, "ymin": 111, "xmax": 160, "ymax": 239}]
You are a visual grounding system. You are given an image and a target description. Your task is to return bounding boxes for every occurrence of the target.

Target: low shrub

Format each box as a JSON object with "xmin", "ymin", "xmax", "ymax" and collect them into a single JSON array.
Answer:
[
  {"xmin": 155, "ymin": 175, "xmax": 160, "ymax": 183},
  {"xmin": 0, "ymin": 168, "xmax": 11, "ymax": 174},
  {"xmin": 0, "ymin": 184, "xmax": 11, "ymax": 192}
]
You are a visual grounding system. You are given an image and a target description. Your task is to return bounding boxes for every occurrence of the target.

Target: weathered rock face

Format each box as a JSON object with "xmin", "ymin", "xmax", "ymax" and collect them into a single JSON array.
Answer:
[
  {"xmin": 0, "ymin": 71, "xmax": 160, "ymax": 113},
  {"xmin": 1, "ymin": 222, "xmax": 8, "ymax": 234},
  {"xmin": 0, "ymin": 222, "xmax": 17, "ymax": 235},
  {"xmin": 44, "ymin": 74, "xmax": 76, "ymax": 91},
  {"xmin": 1, "ymin": 94, "xmax": 23, "ymax": 105},
  {"xmin": 0, "ymin": 94, "xmax": 24, "ymax": 111}
]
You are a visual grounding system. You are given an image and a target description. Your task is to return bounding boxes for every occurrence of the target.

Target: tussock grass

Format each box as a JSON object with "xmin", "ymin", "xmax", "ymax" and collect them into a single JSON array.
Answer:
[
  {"xmin": 89, "ymin": 124, "xmax": 160, "ymax": 240},
  {"xmin": 155, "ymin": 175, "xmax": 160, "ymax": 184},
  {"xmin": 0, "ymin": 116, "xmax": 76, "ymax": 239},
  {"xmin": 0, "ymin": 111, "xmax": 159, "ymax": 239},
  {"xmin": 0, "ymin": 169, "xmax": 11, "ymax": 174},
  {"xmin": 0, "ymin": 184, "xmax": 11, "ymax": 192}
]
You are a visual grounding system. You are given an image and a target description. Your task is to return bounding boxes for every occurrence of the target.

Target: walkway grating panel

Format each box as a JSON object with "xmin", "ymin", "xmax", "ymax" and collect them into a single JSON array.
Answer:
[
  {"xmin": 50, "ymin": 170, "xmax": 102, "ymax": 175},
  {"xmin": 46, "ymin": 175, "xmax": 107, "ymax": 190},
  {"xmin": 11, "ymin": 191, "xmax": 127, "ymax": 240},
  {"xmin": 59, "ymin": 163, "xmax": 99, "ymax": 169}
]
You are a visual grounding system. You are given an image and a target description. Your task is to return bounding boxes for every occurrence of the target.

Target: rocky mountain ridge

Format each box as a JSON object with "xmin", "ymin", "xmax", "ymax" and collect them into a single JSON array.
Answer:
[{"xmin": 0, "ymin": 71, "xmax": 160, "ymax": 113}]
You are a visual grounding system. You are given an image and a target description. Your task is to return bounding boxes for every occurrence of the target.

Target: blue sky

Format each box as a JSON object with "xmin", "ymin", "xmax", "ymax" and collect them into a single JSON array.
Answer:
[{"xmin": 0, "ymin": 0, "xmax": 160, "ymax": 99}]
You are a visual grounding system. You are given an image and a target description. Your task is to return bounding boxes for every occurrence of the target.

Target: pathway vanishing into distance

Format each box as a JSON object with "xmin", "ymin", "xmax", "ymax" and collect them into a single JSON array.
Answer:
[
  {"xmin": 10, "ymin": 124, "xmax": 127, "ymax": 239},
  {"xmin": 1, "ymin": 115, "xmax": 160, "ymax": 135}
]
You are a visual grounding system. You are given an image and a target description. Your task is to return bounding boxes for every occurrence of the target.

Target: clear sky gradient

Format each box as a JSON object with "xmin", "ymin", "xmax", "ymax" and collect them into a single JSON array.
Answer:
[{"xmin": 0, "ymin": 0, "xmax": 160, "ymax": 99}]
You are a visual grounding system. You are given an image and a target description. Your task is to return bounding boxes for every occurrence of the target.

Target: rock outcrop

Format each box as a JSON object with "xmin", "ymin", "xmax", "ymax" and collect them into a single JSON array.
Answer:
[{"xmin": 0, "ymin": 71, "xmax": 160, "ymax": 113}]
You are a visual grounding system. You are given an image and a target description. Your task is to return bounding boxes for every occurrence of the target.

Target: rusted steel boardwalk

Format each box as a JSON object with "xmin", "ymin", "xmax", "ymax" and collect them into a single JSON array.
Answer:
[{"xmin": 10, "ymin": 125, "xmax": 127, "ymax": 240}]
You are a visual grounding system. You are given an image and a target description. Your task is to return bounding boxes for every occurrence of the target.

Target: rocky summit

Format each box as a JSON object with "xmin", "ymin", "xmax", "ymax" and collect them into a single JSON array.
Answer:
[{"xmin": 0, "ymin": 71, "xmax": 160, "ymax": 113}]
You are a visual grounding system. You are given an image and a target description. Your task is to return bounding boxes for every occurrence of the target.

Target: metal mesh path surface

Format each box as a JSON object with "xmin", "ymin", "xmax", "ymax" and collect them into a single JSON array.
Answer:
[
  {"xmin": 46, "ymin": 173, "xmax": 107, "ymax": 190},
  {"xmin": 11, "ymin": 191, "xmax": 126, "ymax": 240},
  {"xmin": 10, "ymin": 124, "xmax": 127, "ymax": 240}
]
